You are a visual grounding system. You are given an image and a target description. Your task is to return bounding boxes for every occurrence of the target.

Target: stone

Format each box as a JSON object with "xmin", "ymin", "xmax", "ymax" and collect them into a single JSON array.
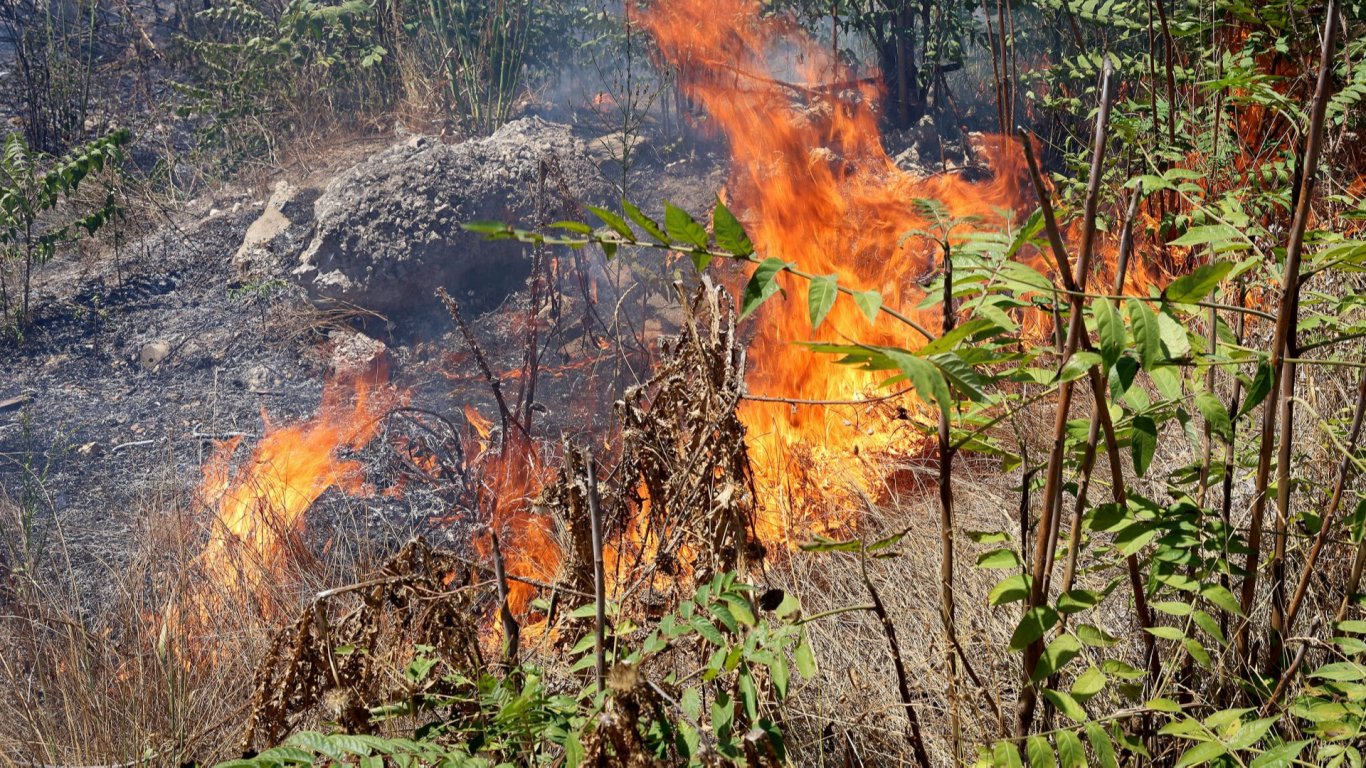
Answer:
[
  {"xmin": 138, "ymin": 340, "xmax": 171, "ymax": 368},
  {"xmin": 233, "ymin": 180, "xmax": 320, "ymax": 277},
  {"xmin": 293, "ymin": 118, "xmax": 610, "ymax": 327},
  {"xmin": 329, "ymin": 330, "xmax": 389, "ymax": 378}
]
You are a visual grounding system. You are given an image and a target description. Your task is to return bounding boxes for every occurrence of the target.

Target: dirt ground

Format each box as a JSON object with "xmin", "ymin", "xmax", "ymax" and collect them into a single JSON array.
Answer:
[{"xmin": 0, "ymin": 123, "xmax": 726, "ymax": 614}]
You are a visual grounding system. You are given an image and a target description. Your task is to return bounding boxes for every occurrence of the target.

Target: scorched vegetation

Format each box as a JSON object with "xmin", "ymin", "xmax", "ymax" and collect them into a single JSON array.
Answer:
[{"xmin": 2, "ymin": 0, "xmax": 1366, "ymax": 766}]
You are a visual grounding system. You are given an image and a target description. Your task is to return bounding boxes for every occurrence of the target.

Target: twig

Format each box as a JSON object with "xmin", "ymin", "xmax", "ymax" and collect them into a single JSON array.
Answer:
[
  {"xmin": 1016, "ymin": 57, "xmax": 1118, "ymax": 737},
  {"xmin": 437, "ymin": 288, "xmax": 530, "ymax": 446},
  {"xmin": 583, "ymin": 447, "xmax": 607, "ymax": 695},
  {"xmin": 1238, "ymin": 1, "xmax": 1341, "ymax": 671},
  {"xmin": 860, "ymin": 546, "xmax": 931, "ymax": 767},
  {"xmin": 489, "ymin": 530, "xmax": 520, "ymax": 666}
]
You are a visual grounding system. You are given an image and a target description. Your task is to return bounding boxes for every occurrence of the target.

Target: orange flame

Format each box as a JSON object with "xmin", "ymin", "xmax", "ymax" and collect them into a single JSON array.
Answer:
[
  {"xmin": 640, "ymin": 0, "xmax": 1034, "ymax": 541},
  {"xmin": 196, "ymin": 364, "xmax": 399, "ymax": 611}
]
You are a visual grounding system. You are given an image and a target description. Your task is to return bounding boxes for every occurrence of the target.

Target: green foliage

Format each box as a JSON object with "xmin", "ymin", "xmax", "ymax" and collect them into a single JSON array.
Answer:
[
  {"xmin": 221, "ymin": 572, "xmax": 814, "ymax": 767},
  {"xmin": 176, "ymin": 0, "xmax": 393, "ymax": 163},
  {"xmin": 0, "ymin": 128, "xmax": 129, "ymax": 333},
  {"xmin": 468, "ymin": 163, "xmax": 1366, "ymax": 760}
]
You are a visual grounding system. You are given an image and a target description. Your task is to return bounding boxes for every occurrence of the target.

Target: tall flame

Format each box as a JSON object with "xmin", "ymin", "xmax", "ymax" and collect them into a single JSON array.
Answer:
[{"xmin": 640, "ymin": 0, "xmax": 1033, "ymax": 541}]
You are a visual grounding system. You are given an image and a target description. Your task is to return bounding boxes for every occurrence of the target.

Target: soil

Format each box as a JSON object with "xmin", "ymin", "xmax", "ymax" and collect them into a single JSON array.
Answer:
[{"xmin": 0, "ymin": 124, "xmax": 725, "ymax": 612}]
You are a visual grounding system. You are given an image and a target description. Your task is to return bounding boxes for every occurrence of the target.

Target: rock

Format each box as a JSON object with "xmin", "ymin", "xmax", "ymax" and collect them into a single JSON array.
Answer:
[
  {"xmin": 329, "ymin": 330, "xmax": 388, "ymax": 378},
  {"xmin": 293, "ymin": 118, "xmax": 610, "ymax": 327},
  {"xmin": 240, "ymin": 364, "xmax": 280, "ymax": 392},
  {"xmin": 138, "ymin": 340, "xmax": 171, "ymax": 368},
  {"xmin": 233, "ymin": 180, "xmax": 321, "ymax": 277}
]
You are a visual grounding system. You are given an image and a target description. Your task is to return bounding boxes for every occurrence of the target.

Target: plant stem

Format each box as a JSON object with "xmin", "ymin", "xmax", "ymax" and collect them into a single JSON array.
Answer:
[
  {"xmin": 1016, "ymin": 59, "xmax": 1115, "ymax": 737},
  {"xmin": 1236, "ymin": 1, "xmax": 1340, "ymax": 670}
]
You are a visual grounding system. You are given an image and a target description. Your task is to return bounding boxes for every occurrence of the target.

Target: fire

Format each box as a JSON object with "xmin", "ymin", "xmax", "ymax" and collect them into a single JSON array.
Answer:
[
  {"xmin": 195, "ymin": 363, "xmax": 399, "ymax": 613},
  {"xmin": 639, "ymin": 0, "xmax": 1035, "ymax": 541},
  {"xmin": 463, "ymin": 410, "xmax": 559, "ymax": 616}
]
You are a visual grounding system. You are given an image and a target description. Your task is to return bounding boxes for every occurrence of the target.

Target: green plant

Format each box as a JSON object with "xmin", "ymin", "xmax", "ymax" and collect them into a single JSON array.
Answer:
[
  {"xmin": 466, "ymin": 87, "xmax": 1366, "ymax": 754},
  {"xmin": 0, "ymin": 0, "xmax": 102, "ymax": 153},
  {"xmin": 218, "ymin": 571, "xmax": 816, "ymax": 767},
  {"xmin": 0, "ymin": 127, "xmax": 128, "ymax": 332},
  {"xmin": 398, "ymin": 0, "xmax": 572, "ymax": 136},
  {"xmin": 176, "ymin": 0, "xmax": 392, "ymax": 165}
]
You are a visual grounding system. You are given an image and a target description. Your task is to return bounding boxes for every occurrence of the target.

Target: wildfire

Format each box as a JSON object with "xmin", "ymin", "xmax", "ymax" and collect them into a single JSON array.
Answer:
[
  {"xmin": 464, "ymin": 412, "xmax": 560, "ymax": 616},
  {"xmin": 194, "ymin": 363, "xmax": 399, "ymax": 614},
  {"xmin": 639, "ymin": 0, "xmax": 1036, "ymax": 541}
]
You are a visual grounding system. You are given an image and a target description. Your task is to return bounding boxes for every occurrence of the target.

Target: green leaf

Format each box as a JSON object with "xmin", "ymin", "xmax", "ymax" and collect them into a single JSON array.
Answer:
[
  {"xmin": 931, "ymin": 352, "xmax": 990, "ymax": 402},
  {"xmin": 1184, "ymin": 636, "xmax": 1212, "ymax": 667},
  {"xmin": 990, "ymin": 574, "xmax": 1032, "ymax": 606},
  {"xmin": 713, "ymin": 200, "xmax": 754, "ymax": 257},
  {"xmin": 1174, "ymin": 742, "xmax": 1228, "ymax": 767},
  {"xmin": 1132, "ymin": 415, "xmax": 1157, "ymax": 476},
  {"xmin": 770, "ymin": 650, "xmax": 790, "ymax": 698},
  {"xmin": 1147, "ymin": 697, "xmax": 1184, "ymax": 713},
  {"xmin": 1126, "ymin": 300, "xmax": 1163, "ymax": 370},
  {"xmin": 1169, "ymin": 224, "xmax": 1244, "ymax": 250},
  {"xmin": 977, "ymin": 548, "xmax": 1022, "ymax": 569},
  {"xmin": 682, "ymin": 687, "xmax": 702, "ymax": 721},
  {"xmin": 852, "ymin": 289, "xmax": 882, "ymax": 322},
  {"xmin": 589, "ymin": 205, "xmax": 634, "ymax": 239},
  {"xmin": 1010, "ymin": 606, "xmax": 1060, "ymax": 652},
  {"xmin": 1225, "ymin": 716, "xmax": 1278, "ymax": 750},
  {"xmin": 552, "ymin": 220, "xmax": 594, "ymax": 234},
  {"xmin": 1310, "ymin": 662, "xmax": 1366, "ymax": 681},
  {"xmin": 1194, "ymin": 391, "xmax": 1233, "ymax": 441},
  {"xmin": 1042, "ymin": 689, "xmax": 1089, "ymax": 722},
  {"xmin": 664, "ymin": 202, "xmax": 709, "ymax": 249},
  {"xmin": 1200, "ymin": 585, "xmax": 1243, "ymax": 617},
  {"xmin": 690, "ymin": 616, "xmax": 726, "ymax": 646},
  {"xmin": 808, "ymin": 274, "xmax": 838, "ymax": 330},
  {"xmin": 1033, "ymin": 634, "xmax": 1083, "ymax": 682},
  {"xmin": 1026, "ymin": 735, "xmax": 1057, "ymax": 768},
  {"xmin": 741, "ymin": 257, "xmax": 790, "ymax": 319},
  {"xmin": 1055, "ymin": 731, "xmax": 1087, "ymax": 768},
  {"xmin": 1163, "ymin": 261, "xmax": 1235, "ymax": 304},
  {"xmin": 994, "ymin": 741, "xmax": 1025, "ymax": 768},
  {"xmin": 1060, "ymin": 350, "xmax": 1102, "ymax": 382},
  {"xmin": 622, "ymin": 200, "xmax": 669, "ymax": 244},
  {"xmin": 1085, "ymin": 723, "xmax": 1119, "ymax": 768},
  {"xmin": 1239, "ymin": 362, "xmax": 1273, "ymax": 419},
  {"xmin": 1094, "ymin": 298, "xmax": 1125, "ymax": 369},
  {"xmin": 1157, "ymin": 311, "xmax": 1192, "ymax": 359},
  {"xmin": 1147, "ymin": 625, "xmax": 1186, "ymax": 641},
  {"xmin": 737, "ymin": 665, "xmax": 758, "ymax": 720},
  {"xmin": 1071, "ymin": 666, "xmax": 1107, "ymax": 702},
  {"xmin": 1079, "ymin": 624, "xmax": 1122, "ymax": 648},
  {"xmin": 795, "ymin": 634, "xmax": 817, "ymax": 678},
  {"xmin": 885, "ymin": 348, "xmax": 952, "ymax": 416},
  {"xmin": 1249, "ymin": 740, "xmax": 1310, "ymax": 768}
]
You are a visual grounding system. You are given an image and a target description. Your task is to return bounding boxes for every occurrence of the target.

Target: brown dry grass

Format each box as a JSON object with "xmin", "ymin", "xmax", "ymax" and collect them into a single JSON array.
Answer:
[{"xmin": 0, "ymin": 469, "xmax": 407, "ymax": 765}]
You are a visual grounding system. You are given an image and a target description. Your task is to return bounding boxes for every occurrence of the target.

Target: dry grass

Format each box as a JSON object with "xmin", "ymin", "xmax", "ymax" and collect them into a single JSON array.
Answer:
[{"xmin": 0, "ymin": 466, "xmax": 412, "ymax": 765}]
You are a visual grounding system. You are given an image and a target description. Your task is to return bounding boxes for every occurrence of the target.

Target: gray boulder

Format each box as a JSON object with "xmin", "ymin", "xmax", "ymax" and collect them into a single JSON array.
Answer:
[{"xmin": 294, "ymin": 118, "xmax": 609, "ymax": 325}]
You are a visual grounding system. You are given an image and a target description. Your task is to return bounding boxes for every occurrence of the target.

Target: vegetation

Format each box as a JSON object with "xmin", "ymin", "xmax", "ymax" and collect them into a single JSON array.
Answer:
[
  {"xmin": 2, "ymin": 0, "xmax": 1366, "ymax": 766},
  {"xmin": 0, "ymin": 127, "xmax": 128, "ymax": 333}
]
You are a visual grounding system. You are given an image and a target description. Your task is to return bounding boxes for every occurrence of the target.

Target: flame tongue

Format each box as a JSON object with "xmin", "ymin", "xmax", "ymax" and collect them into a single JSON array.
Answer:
[
  {"xmin": 640, "ymin": 0, "xmax": 1032, "ymax": 540},
  {"xmin": 197, "ymin": 366, "xmax": 398, "ymax": 608}
]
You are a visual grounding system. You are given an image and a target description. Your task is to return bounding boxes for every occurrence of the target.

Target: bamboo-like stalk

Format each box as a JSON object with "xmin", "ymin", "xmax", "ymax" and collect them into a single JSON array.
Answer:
[
  {"xmin": 936, "ymin": 237, "xmax": 961, "ymax": 764},
  {"xmin": 1016, "ymin": 58, "xmax": 1116, "ymax": 738},
  {"xmin": 489, "ymin": 531, "xmax": 520, "ymax": 666},
  {"xmin": 1022, "ymin": 144, "xmax": 1157, "ymax": 703},
  {"xmin": 583, "ymin": 447, "xmax": 607, "ymax": 695},
  {"xmin": 1236, "ymin": 1, "xmax": 1341, "ymax": 667}
]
